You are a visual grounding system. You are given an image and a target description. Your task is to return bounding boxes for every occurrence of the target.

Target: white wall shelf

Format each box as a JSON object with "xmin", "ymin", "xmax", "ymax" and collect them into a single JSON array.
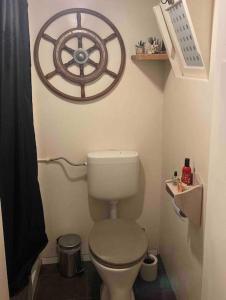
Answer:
[{"xmin": 165, "ymin": 174, "xmax": 203, "ymax": 226}]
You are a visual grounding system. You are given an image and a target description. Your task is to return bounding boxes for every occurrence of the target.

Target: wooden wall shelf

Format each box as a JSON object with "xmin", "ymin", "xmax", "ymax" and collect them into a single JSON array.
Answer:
[
  {"xmin": 165, "ymin": 174, "xmax": 203, "ymax": 226},
  {"xmin": 131, "ymin": 53, "xmax": 168, "ymax": 61}
]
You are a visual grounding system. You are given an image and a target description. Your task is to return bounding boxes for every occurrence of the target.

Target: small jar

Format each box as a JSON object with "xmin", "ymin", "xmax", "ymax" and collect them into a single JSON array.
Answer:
[{"xmin": 136, "ymin": 46, "xmax": 145, "ymax": 54}]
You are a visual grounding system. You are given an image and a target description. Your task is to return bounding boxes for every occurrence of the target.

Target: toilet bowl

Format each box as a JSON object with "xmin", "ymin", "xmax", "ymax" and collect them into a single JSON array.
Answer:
[
  {"xmin": 89, "ymin": 219, "xmax": 148, "ymax": 300},
  {"xmin": 87, "ymin": 151, "xmax": 148, "ymax": 300},
  {"xmin": 91, "ymin": 254, "xmax": 141, "ymax": 300}
]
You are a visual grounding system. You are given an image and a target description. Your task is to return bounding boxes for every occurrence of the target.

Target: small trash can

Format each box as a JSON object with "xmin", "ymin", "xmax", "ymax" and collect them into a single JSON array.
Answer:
[{"xmin": 57, "ymin": 234, "xmax": 83, "ymax": 277}]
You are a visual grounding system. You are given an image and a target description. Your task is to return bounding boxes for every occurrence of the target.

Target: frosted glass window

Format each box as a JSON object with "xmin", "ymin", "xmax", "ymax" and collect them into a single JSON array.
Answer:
[{"xmin": 167, "ymin": 0, "xmax": 203, "ymax": 67}]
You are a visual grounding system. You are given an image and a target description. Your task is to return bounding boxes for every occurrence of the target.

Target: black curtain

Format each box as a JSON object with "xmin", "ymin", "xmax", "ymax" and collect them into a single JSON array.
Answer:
[{"xmin": 0, "ymin": 0, "xmax": 48, "ymax": 296}]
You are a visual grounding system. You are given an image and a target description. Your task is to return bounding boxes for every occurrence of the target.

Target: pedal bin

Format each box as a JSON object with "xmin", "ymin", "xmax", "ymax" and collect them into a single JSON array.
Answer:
[{"xmin": 57, "ymin": 234, "xmax": 82, "ymax": 277}]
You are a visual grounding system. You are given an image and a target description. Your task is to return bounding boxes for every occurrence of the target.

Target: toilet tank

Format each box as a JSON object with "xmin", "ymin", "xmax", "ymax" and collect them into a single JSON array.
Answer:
[{"xmin": 87, "ymin": 151, "xmax": 139, "ymax": 201}]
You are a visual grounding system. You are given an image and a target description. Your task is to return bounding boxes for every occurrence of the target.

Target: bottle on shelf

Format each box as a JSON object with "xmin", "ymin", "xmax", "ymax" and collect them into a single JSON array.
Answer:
[
  {"xmin": 172, "ymin": 171, "xmax": 178, "ymax": 185},
  {"xmin": 181, "ymin": 158, "xmax": 192, "ymax": 185}
]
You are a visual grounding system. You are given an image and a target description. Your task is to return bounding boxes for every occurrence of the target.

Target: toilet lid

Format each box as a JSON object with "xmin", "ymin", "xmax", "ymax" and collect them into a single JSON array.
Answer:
[{"xmin": 89, "ymin": 219, "xmax": 148, "ymax": 268}]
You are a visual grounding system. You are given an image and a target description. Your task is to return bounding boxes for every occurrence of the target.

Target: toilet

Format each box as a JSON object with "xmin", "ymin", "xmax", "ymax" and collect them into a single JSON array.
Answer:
[{"xmin": 87, "ymin": 151, "xmax": 148, "ymax": 300}]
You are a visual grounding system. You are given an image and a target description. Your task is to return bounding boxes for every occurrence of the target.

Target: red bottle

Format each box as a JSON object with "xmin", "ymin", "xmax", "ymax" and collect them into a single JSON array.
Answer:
[{"xmin": 181, "ymin": 158, "xmax": 192, "ymax": 185}]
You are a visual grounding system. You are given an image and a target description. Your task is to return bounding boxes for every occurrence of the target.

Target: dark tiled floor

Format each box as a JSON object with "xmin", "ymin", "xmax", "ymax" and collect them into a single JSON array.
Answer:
[{"xmin": 34, "ymin": 256, "xmax": 176, "ymax": 300}]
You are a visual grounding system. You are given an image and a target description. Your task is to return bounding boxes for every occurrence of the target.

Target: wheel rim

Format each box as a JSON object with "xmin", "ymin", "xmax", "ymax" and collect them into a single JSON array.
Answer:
[{"xmin": 34, "ymin": 8, "xmax": 126, "ymax": 102}]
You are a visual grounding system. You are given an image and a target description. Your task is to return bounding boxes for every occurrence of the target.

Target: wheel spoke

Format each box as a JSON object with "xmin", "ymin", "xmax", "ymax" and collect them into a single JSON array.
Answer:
[
  {"xmin": 86, "ymin": 45, "xmax": 98, "ymax": 55},
  {"xmin": 78, "ymin": 35, "xmax": 83, "ymax": 49},
  {"xmin": 104, "ymin": 33, "xmax": 117, "ymax": 43},
  {"xmin": 42, "ymin": 35, "xmax": 74, "ymax": 56},
  {"xmin": 77, "ymin": 12, "xmax": 82, "ymax": 29},
  {"xmin": 87, "ymin": 59, "xmax": 99, "ymax": 69},
  {"xmin": 45, "ymin": 69, "xmax": 58, "ymax": 80},
  {"xmin": 80, "ymin": 64, "xmax": 84, "ymax": 76},
  {"xmin": 81, "ymin": 84, "xmax": 85, "ymax": 98},
  {"xmin": 62, "ymin": 45, "xmax": 75, "ymax": 56},
  {"xmin": 42, "ymin": 33, "xmax": 57, "ymax": 45},
  {"xmin": 105, "ymin": 69, "xmax": 117, "ymax": 79},
  {"xmin": 64, "ymin": 58, "xmax": 75, "ymax": 68},
  {"xmin": 45, "ymin": 59, "xmax": 75, "ymax": 79}
]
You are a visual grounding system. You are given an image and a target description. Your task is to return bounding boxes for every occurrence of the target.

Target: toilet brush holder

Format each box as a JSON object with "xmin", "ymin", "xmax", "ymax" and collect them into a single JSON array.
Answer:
[{"xmin": 140, "ymin": 254, "xmax": 158, "ymax": 282}]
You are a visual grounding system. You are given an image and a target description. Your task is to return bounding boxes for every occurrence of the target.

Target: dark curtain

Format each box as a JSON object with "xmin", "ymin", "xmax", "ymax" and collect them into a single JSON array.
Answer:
[{"xmin": 0, "ymin": 0, "xmax": 48, "ymax": 296}]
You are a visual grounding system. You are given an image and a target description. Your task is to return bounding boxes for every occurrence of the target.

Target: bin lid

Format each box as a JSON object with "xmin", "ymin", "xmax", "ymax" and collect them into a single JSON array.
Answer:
[{"xmin": 58, "ymin": 234, "xmax": 81, "ymax": 249}]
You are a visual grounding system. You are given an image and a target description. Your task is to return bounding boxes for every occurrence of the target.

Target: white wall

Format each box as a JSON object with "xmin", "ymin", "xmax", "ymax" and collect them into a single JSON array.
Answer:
[
  {"xmin": 159, "ymin": 1, "xmax": 214, "ymax": 299},
  {"xmin": 202, "ymin": 1, "xmax": 226, "ymax": 299},
  {"xmin": 161, "ymin": 75, "xmax": 212, "ymax": 300},
  {"xmin": 28, "ymin": 0, "xmax": 164, "ymax": 259}
]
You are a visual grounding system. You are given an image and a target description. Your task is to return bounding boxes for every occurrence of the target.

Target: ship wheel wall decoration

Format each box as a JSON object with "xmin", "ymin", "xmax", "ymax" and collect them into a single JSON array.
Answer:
[{"xmin": 34, "ymin": 8, "xmax": 126, "ymax": 102}]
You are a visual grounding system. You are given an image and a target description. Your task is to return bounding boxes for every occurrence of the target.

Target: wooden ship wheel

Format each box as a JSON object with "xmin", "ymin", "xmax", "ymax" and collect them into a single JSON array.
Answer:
[{"xmin": 34, "ymin": 8, "xmax": 126, "ymax": 102}]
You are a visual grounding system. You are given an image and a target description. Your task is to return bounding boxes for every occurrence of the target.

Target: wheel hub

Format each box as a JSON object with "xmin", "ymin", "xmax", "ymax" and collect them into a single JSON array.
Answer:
[{"xmin": 73, "ymin": 48, "xmax": 89, "ymax": 65}]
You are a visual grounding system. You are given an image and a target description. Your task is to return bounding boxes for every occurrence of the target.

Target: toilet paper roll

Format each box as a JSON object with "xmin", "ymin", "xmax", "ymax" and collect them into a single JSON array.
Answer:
[
  {"xmin": 140, "ymin": 254, "xmax": 158, "ymax": 282},
  {"xmin": 171, "ymin": 198, "xmax": 186, "ymax": 220}
]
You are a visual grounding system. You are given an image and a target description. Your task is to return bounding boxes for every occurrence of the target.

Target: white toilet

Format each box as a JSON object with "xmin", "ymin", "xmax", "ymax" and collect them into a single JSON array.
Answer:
[{"xmin": 87, "ymin": 151, "xmax": 148, "ymax": 300}]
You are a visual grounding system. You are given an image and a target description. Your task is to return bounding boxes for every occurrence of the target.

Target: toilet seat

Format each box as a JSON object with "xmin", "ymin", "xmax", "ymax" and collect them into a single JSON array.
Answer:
[{"xmin": 89, "ymin": 219, "xmax": 148, "ymax": 269}]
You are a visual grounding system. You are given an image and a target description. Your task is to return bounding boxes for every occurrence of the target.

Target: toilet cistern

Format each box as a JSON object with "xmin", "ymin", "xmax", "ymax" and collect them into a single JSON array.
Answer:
[{"xmin": 87, "ymin": 150, "xmax": 139, "ymax": 219}]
